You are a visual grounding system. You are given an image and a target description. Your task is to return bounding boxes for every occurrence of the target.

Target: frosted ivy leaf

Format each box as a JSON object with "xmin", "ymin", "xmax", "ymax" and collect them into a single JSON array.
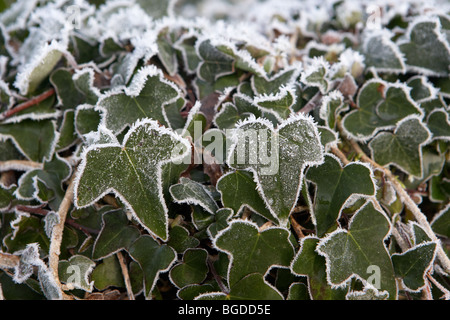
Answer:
[
  {"xmin": 251, "ymin": 65, "xmax": 300, "ymax": 96},
  {"xmin": 74, "ymin": 119, "xmax": 191, "ymax": 241},
  {"xmin": 407, "ymin": 76, "xmax": 439, "ymax": 104},
  {"xmin": 318, "ymin": 91, "xmax": 348, "ymax": 129},
  {"xmin": 431, "ymin": 204, "xmax": 450, "ymax": 238},
  {"xmin": 196, "ymin": 39, "xmax": 235, "ymax": 83},
  {"xmin": 361, "ymin": 29, "xmax": 405, "ymax": 73},
  {"xmin": 426, "ymin": 109, "xmax": 450, "ymax": 142},
  {"xmin": 227, "ymin": 114, "xmax": 323, "ymax": 226},
  {"xmin": 0, "ymin": 119, "xmax": 59, "ymax": 162},
  {"xmin": 306, "ymin": 154, "xmax": 376, "ymax": 237},
  {"xmin": 169, "ymin": 248, "xmax": 209, "ymax": 289},
  {"xmin": 301, "ymin": 57, "xmax": 330, "ymax": 94},
  {"xmin": 213, "ymin": 220, "xmax": 294, "ymax": 287},
  {"xmin": 14, "ymin": 40, "xmax": 66, "ymax": 95},
  {"xmin": 368, "ymin": 116, "xmax": 431, "ymax": 179},
  {"xmin": 399, "ymin": 18, "xmax": 450, "ymax": 77},
  {"xmin": 254, "ymin": 85, "xmax": 297, "ymax": 121},
  {"xmin": 96, "ymin": 65, "xmax": 182, "ymax": 134},
  {"xmin": 58, "ymin": 255, "xmax": 96, "ymax": 292},
  {"xmin": 391, "ymin": 242, "xmax": 437, "ymax": 292},
  {"xmin": 213, "ymin": 93, "xmax": 262, "ymax": 130},
  {"xmin": 0, "ymin": 0, "xmax": 38, "ymax": 31},
  {"xmin": 135, "ymin": 0, "xmax": 174, "ymax": 19},
  {"xmin": 317, "ymin": 200, "xmax": 397, "ymax": 299},
  {"xmin": 169, "ymin": 177, "xmax": 219, "ymax": 214},
  {"xmin": 342, "ymin": 79, "xmax": 423, "ymax": 141}
]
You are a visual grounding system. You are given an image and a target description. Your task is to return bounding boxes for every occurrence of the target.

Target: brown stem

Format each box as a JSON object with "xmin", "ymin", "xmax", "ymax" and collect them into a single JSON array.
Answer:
[
  {"xmin": 117, "ymin": 251, "xmax": 135, "ymax": 300},
  {"xmin": 0, "ymin": 88, "xmax": 55, "ymax": 121},
  {"xmin": 0, "ymin": 252, "xmax": 20, "ymax": 269},
  {"xmin": 48, "ymin": 175, "xmax": 76, "ymax": 298}
]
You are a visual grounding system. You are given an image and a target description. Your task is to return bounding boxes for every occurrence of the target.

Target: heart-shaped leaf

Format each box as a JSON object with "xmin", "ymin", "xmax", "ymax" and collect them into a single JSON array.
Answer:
[
  {"xmin": 306, "ymin": 154, "xmax": 376, "ymax": 237},
  {"xmin": 169, "ymin": 248, "xmax": 209, "ymax": 288},
  {"xmin": 342, "ymin": 80, "xmax": 423, "ymax": 141},
  {"xmin": 317, "ymin": 200, "xmax": 397, "ymax": 299},
  {"xmin": 213, "ymin": 220, "xmax": 294, "ymax": 287},
  {"xmin": 227, "ymin": 114, "xmax": 324, "ymax": 226},
  {"xmin": 426, "ymin": 109, "xmax": 450, "ymax": 142},
  {"xmin": 128, "ymin": 235, "xmax": 177, "ymax": 299},
  {"xmin": 74, "ymin": 119, "xmax": 191, "ymax": 241},
  {"xmin": 399, "ymin": 18, "xmax": 450, "ymax": 76},
  {"xmin": 368, "ymin": 116, "xmax": 431, "ymax": 178}
]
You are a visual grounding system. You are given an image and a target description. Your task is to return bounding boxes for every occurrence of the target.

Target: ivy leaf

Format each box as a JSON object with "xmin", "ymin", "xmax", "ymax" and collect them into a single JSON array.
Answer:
[
  {"xmin": 196, "ymin": 39, "xmax": 234, "ymax": 82},
  {"xmin": 58, "ymin": 255, "xmax": 95, "ymax": 292},
  {"xmin": 169, "ymin": 177, "xmax": 219, "ymax": 214},
  {"xmin": 135, "ymin": 0, "xmax": 172, "ymax": 19},
  {"xmin": 317, "ymin": 200, "xmax": 397, "ymax": 299},
  {"xmin": 167, "ymin": 225, "xmax": 200, "ymax": 254},
  {"xmin": 431, "ymin": 204, "xmax": 450, "ymax": 238},
  {"xmin": 342, "ymin": 80, "xmax": 422, "ymax": 141},
  {"xmin": 251, "ymin": 66, "xmax": 300, "ymax": 96},
  {"xmin": 319, "ymin": 91, "xmax": 348, "ymax": 130},
  {"xmin": 254, "ymin": 86, "xmax": 296, "ymax": 120},
  {"xmin": 0, "ymin": 119, "xmax": 58, "ymax": 162},
  {"xmin": 214, "ymin": 94, "xmax": 262, "ymax": 130},
  {"xmin": 216, "ymin": 170, "xmax": 274, "ymax": 222},
  {"xmin": 196, "ymin": 273, "xmax": 283, "ymax": 300},
  {"xmin": 169, "ymin": 248, "xmax": 209, "ymax": 288},
  {"xmin": 96, "ymin": 65, "xmax": 182, "ymax": 134},
  {"xmin": 74, "ymin": 119, "xmax": 191, "ymax": 241},
  {"xmin": 16, "ymin": 154, "xmax": 72, "ymax": 211},
  {"xmin": 227, "ymin": 114, "xmax": 324, "ymax": 226},
  {"xmin": 213, "ymin": 220, "xmax": 294, "ymax": 287},
  {"xmin": 368, "ymin": 116, "xmax": 431, "ymax": 179},
  {"xmin": 361, "ymin": 30, "xmax": 405, "ymax": 73},
  {"xmin": 306, "ymin": 154, "xmax": 376, "ymax": 237},
  {"xmin": 301, "ymin": 57, "xmax": 330, "ymax": 94},
  {"xmin": 75, "ymin": 104, "xmax": 101, "ymax": 138},
  {"xmin": 92, "ymin": 209, "xmax": 140, "ymax": 260},
  {"xmin": 391, "ymin": 242, "xmax": 437, "ymax": 292},
  {"xmin": 14, "ymin": 41, "xmax": 65, "ymax": 95},
  {"xmin": 207, "ymin": 208, "xmax": 234, "ymax": 239},
  {"xmin": 399, "ymin": 18, "xmax": 450, "ymax": 77},
  {"xmin": 290, "ymin": 237, "xmax": 347, "ymax": 300},
  {"xmin": 426, "ymin": 109, "xmax": 450, "ymax": 142},
  {"xmin": 407, "ymin": 76, "xmax": 438, "ymax": 103},
  {"xmin": 128, "ymin": 235, "xmax": 177, "ymax": 299},
  {"xmin": 91, "ymin": 255, "xmax": 125, "ymax": 291}
]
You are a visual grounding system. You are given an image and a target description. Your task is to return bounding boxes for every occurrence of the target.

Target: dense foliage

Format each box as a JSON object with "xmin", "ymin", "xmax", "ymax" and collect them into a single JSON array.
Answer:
[{"xmin": 0, "ymin": 0, "xmax": 449, "ymax": 300}]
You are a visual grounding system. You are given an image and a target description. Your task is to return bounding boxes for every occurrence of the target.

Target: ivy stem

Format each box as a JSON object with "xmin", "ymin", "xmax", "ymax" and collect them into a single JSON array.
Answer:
[
  {"xmin": 0, "ymin": 88, "xmax": 55, "ymax": 121},
  {"xmin": 48, "ymin": 174, "xmax": 76, "ymax": 300},
  {"xmin": 336, "ymin": 121, "xmax": 450, "ymax": 274},
  {"xmin": 0, "ymin": 160, "xmax": 43, "ymax": 172},
  {"xmin": 0, "ymin": 252, "xmax": 20, "ymax": 269},
  {"xmin": 207, "ymin": 258, "xmax": 229, "ymax": 294},
  {"xmin": 116, "ymin": 251, "xmax": 135, "ymax": 300}
]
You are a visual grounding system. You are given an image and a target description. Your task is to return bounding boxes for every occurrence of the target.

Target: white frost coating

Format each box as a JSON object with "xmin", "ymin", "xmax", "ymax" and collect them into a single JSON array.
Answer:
[
  {"xmin": 427, "ymin": 108, "xmax": 450, "ymax": 142},
  {"xmin": 341, "ymin": 78, "xmax": 424, "ymax": 142},
  {"xmin": 316, "ymin": 199, "xmax": 394, "ymax": 297},
  {"xmin": 407, "ymin": 75, "xmax": 440, "ymax": 103},
  {"xmin": 345, "ymin": 283, "xmax": 389, "ymax": 300},
  {"xmin": 289, "ymin": 235, "xmax": 322, "ymax": 300},
  {"xmin": 73, "ymin": 67, "xmax": 102, "ymax": 98},
  {"xmin": 361, "ymin": 28, "xmax": 406, "ymax": 73},
  {"xmin": 306, "ymin": 152, "xmax": 378, "ymax": 230},
  {"xmin": 169, "ymin": 177, "xmax": 218, "ymax": 214},
  {"xmin": 391, "ymin": 241, "xmax": 438, "ymax": 293},
  {"xmin": 301, "ymin": 56, "xmax": 331, "ymax": 94},
  {"xmin": 211, "ymin": 218, "xmax": 292, "ymax": 295},
  {"xmin": 253, "ymin": 84, "xmax": 297, "ymax": 122},
  {"xmin": 430, "ymin": 203, "xmax": 450, "ymax": 236},
  {"xmin": 318, "ymin": 90, "xmax": 344, "ymax": 125},
  {"xmin": 14, "ymin": 40, "xmax": 68, "ymax": 95},
  {"xmin": 73, "ymin": 118, "xmax": 191, "ymax": 241},
  {"xmin": 368, "ymin": 114, "xmax": 432, "ymax": 179},
  {"xmin": 397, "ymin": 16, "xmax": 450, "ymax": 76},
  {"xmin": 0, "ymin": 0, "xmax": 38, "ymax": 32},
  {"xmin": 95, "ymin": 64, "xmax": 182, "ymax": 134}
]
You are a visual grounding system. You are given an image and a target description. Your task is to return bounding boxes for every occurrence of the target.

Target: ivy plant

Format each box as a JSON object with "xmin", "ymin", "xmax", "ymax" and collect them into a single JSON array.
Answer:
[{"xmin": 0, "ymin": 0, "xmax": 449, "ymax": 301}]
